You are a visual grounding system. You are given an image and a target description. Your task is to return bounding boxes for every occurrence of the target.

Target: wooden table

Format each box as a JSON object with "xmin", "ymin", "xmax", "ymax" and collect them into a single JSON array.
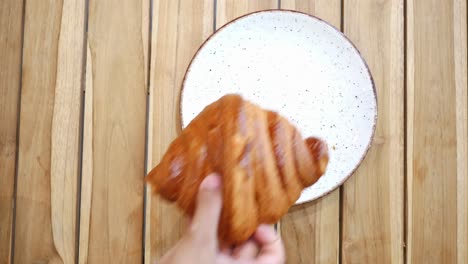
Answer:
[{"xmin": 1, "ymin": 0, "xmax": 467, "ymax": 263}]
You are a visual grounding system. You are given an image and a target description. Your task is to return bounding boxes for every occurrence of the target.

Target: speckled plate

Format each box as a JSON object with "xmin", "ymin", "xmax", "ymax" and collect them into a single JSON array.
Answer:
[{"xmin": 180, "ymin": 10, "xmax": 377, "ymax": 204}]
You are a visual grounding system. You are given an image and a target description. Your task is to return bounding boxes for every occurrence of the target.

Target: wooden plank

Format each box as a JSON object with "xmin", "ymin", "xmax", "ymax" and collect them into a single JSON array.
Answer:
[
  {"xmin": 281, "ymin": 191, "xmax": 340, "ymax": 264},
  {"xmin": 407, "ymin": 0, "xmax": 467, "ymax": 263},
  {"xmin": 341, "ymin": 0, "xmax": 404, "ymax": 263},
  {"xmin": 13, "ymin": 0, "xmax": 85, "ymax": 262},
  {"xmin": 145, "ymin": 0, "xmax": 214, "ymax": 261},
  {"xmin": 454, "ymin": 2, "xmax": 468, "ymax": 263},
  {"xmin": 79, "ymin": 0, "xmax": 148, "ymax": 262},
  {"xmin": 80, "ymin": 1, "xmax": 149, "ymax": 263},
  {"xmin": 279, "ymin": 1, "xmax": 341, "ymax": 263},
  {"xmin": 78, "ymin": 42, "xmax": 93, "ymax": 264},
  {"xmin": 281, "ymin": 0, "xmax": 340, "ymax": 26},
  {"xmin": 217, "ymin": 0, "xmax": 278, "ymax": 25},
  {"xmin": 0, "ymin": 0, "xmax": 23, "ymax": 262}
]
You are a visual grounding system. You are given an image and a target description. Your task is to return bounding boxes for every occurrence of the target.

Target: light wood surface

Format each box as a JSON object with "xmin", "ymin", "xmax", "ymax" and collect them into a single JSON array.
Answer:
[
  {"xmin": 146, "ymin": 0, "xmax": 214, "ymax": 261},
  {"xmin": 281, "ymin": 191, "xmax": 340, "ymax": 264},
  {"xmin": 454, "ymin": 2, "xmax": 468, "ymax": 263},
  {"xmin": 341, "ymin": 0, "xmax": 404, "ymax": 263},
  {"xmin": 80, "ymin": 0, "xmax": 148, "ymax": 262},
  {"xmin": 217, "ymin": 0, "xmax": 278, "ymax": 26},
  {"xmin": 0, "ymin": 0, "xmax": 23, "ymax": 263},
  {"xmin": 407, "ymin": 0, "xmax": 468, "ymax": 263},
  {"xmin": 78, "ymin": 42, "xmax": 93, "ymax": 264},
  {"xmin": 3, "ymin": 1, "xmax": 468, "ymax": 263},
  {"xmin": 13, "ymin": 0, "xmax": 85, "ymax": 262},
  {"xmin": 281, "ymin": 0, "xmax": 340, "ymax": 26},
  {"xmin": 279, "ymin": 1, "xmax": 341, "ymax": 263},
  {"xmin": 49, "ymin": 0, "xmax": 86, "ymax": 263}
]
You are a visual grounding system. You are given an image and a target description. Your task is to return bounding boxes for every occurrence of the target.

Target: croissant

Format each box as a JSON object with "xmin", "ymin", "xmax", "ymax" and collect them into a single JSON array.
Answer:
[{"xmin": 146, "ymin": 94, "xmax": 329, "ymax": 245}]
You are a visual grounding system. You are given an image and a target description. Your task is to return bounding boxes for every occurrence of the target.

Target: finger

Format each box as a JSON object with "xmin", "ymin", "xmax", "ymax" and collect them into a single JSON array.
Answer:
[
  {"xmin": 220, "ymin": 245, "xmax": 232, "ymax": 255},
  {"xmin": 253, "ymin": 225, "xmax": 285, "ymax": 263},
  {"xmin": 190, "ymin": 173, "xmax": 223, "ymax": 241},
  {"xmin": 216, "ymin": 253, "xmax": 238, "ymax": 264},
  {"xmin": 232, "ymin": 240, "xmax": 259, "ymax": 259},
  {"xmin": 186, "ymin": 217, "xmax": 192, "ymax": 228}
]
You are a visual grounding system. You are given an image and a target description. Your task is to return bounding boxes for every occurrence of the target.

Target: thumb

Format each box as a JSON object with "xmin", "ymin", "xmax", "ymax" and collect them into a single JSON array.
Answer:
[{"xmin": 190, "ymin": 173, "xmax": 223, "ymax": 241}]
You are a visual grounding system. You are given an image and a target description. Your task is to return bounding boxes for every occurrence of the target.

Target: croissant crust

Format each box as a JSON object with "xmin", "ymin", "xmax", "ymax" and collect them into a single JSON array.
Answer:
[{"xmin": 147, "ymin": 94, "xmax": 329, "ymax": 245}]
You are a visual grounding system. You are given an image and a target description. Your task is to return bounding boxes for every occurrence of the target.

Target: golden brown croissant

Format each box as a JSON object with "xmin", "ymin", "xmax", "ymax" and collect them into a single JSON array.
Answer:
[{"xmin": 146, "ymin": 94, "xmax": 329, "ymax": 245}]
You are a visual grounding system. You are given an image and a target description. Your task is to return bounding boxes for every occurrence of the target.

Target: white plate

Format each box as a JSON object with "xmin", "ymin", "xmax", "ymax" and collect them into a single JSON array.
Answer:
[{"xmin": 180, "ymin": 10, "xmax": 377, "ymax": 204}]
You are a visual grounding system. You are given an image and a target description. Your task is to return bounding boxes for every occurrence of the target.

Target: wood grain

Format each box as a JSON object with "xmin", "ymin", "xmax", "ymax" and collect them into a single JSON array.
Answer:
[
  {"xmin": 278, "ymin": 1, "xmax": 341, "ymax": 263},
  {"xmin": 78, "ymin": 43, "xmax": 93, "ymax": 264},
  {"xmin": 407, "ymin": 0, "xmax": 467, "ymax": 262},
  {"xmin": 341, "ymin": 0, "xmax": 404, "ymax": 263},
  {"xmin": 146, "ymin": 0, "xmax": 213, "ymax": 261},
  {"xmin": 13, "ymin": 0, "xmax": 85, "ymax": 262},
  {"xmin": 80, "ymin": 0, "xmax": 148, "ymax": 262},
  {"xmin": 281, "ymin": 191, "xmax": 339, "ymax": 264},
  {"xmin": 217, "ymin": 0, "xmax": 278, "ymax": 26},
  {"xmin": 281, "ymin": 0, "xmax": 340, "ymax": 26},
  {"xmin": 0, "ymin": 0, "xmax": 23, "ymax": 263},
  {"xmin": 454, "ymin": 1, "xmax": 468, "ymax": 263}
]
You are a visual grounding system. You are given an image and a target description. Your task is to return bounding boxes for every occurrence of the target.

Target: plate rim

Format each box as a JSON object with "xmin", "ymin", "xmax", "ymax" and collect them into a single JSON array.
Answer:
[{"xmin": 178, "ymin": 9, "xmax": 378, "ymax": 204}]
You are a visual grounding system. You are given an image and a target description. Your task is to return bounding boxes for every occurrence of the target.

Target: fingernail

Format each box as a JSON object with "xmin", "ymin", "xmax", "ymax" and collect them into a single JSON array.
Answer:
[{"xmin": 200, "ymin": 174, "xmax": 221, "ymax": 190}]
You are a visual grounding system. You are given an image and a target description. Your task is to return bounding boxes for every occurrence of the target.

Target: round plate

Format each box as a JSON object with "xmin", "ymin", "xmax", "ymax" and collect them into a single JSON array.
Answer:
[{"xmin": 180, "ymin": 10, "xmax": 377, "ymax": 204}]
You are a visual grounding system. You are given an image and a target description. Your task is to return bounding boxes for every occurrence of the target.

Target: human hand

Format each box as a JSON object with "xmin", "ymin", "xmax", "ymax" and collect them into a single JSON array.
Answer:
[{"xmin": 158, "ymin": 173, "xmax": 285, "ymax": 264}]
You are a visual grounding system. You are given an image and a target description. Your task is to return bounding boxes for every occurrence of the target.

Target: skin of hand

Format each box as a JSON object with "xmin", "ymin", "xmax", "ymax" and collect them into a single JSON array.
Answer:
[{"xmin": 158, "ymin": 173, "xmax": 285, "ymax": 264}]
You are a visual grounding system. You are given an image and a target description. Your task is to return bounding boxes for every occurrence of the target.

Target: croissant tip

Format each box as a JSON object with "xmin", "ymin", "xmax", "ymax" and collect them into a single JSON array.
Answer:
[
  {"xmin": 318, "ymin": 154, "xmax": 329, "ymax": 175},
  {"xmin": 145, "ymin": 172, "xmax": 151, "ymax": 181},
  {"xmin": 145, "ymin": 167, "xmax": 159, "ymax": 188},
  {"xmin": 305, "ymin": 137, "xmax": 329, "ymax": 175},
  {"xmin": 145, "ymin": 169, "xmax": 154, "ymax": 182}
]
